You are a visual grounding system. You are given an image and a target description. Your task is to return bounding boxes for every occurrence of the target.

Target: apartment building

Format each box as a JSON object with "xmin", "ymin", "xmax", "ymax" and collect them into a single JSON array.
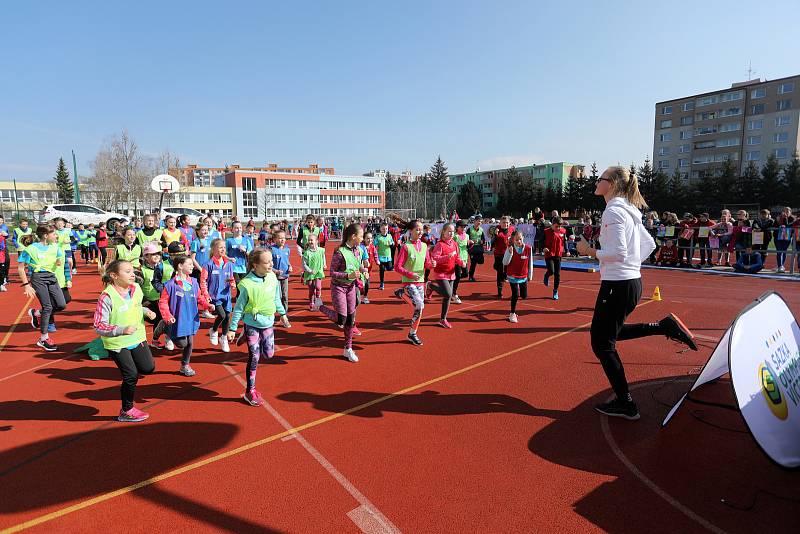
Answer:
[
  {"xmin": 171, "ymin": 163, "xmax": 336, "ymax": 187},
  {"xmin": 448, "ymin": 162, "xmax": 585, "ymax": 210},
  {"xmin": 225, "ymin": 170, "xmax": 385, "ymax": 219},
  {"xmin": 653, "ymin": 74, "xmax": 800, "ymax": 181}
]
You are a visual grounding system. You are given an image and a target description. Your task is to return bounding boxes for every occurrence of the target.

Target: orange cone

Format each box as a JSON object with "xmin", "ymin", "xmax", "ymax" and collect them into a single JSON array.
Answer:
[{"xmin": 652, "ymin": 286, "xmax": 662, "ymax": 301}]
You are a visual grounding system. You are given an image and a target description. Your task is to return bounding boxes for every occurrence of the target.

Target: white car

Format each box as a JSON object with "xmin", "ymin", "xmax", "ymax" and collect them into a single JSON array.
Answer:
[
  {"xmin": 39, "ymin": 204, "xmax": 129, "ymax": 227},
  {"xmin": 159, "ymin": 207, "xmax": 205, "ymax": 226}
]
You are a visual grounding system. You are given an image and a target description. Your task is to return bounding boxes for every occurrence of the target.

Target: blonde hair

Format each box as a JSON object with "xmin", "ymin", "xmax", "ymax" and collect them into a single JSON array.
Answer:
[{"xmin": 603, "ymin": 166, "xmax": 648, "ymax": 209}]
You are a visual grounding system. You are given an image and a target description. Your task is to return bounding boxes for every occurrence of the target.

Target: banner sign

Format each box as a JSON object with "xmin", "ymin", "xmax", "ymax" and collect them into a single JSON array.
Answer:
[{"xmin": 663, "ymin": 291, "xmax": 800, "ymax": 468}]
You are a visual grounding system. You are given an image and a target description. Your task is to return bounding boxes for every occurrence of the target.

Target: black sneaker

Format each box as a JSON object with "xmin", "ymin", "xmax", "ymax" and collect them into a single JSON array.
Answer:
[
  {"xmin": 659, "ymin": 313, "xmax": 698, "ymax": 351},
  {"xmin": 595, "ymin": 399, "xmax": 640, "ymax": 420},
  {"xmin": 468, "ymin": 277, "xmax": 476, "ymax": 282},
  {"xmin": 29, "ymin": 308, "xmax": 40, "ymax": 329},
  {"xmin": 393, "ymin": 288, "xmax": 405, "ymax": 300},
  {"xmin": 36, "ymin": 338, "xmax": 58, "ymax": 352},
  {"xmin": 407, "ymin": 332, "xmax": 423, "ymax": 346}
]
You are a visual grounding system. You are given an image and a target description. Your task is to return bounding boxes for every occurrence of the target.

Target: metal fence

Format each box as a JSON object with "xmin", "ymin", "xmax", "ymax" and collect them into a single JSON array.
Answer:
[{"xmin": 385, "ymin": 191, "xmax": 457, "ymax": 221}]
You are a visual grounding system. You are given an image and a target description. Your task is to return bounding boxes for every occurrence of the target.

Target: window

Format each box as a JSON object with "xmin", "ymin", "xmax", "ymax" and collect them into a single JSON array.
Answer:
[
  {"xmin": 778, "ymin": 82, "xmax": 794, "ymax": 94},
  {"xmin": 659, "ymin": 132, "xmax": 672, "ymax": 142},
  {"xmin": 696, "ymin": 95, "xmax": 720, "ymax": 107},
  {"xmin": 680, "ymin": 116, "xmax": 694, "ymax": 126},
  {"xmin": 694, "ymin": 141, "xmax": 715, "ymax": 149},
  {"xmin": 658, "ymin": 147, "xmax": 671, "ymax": 156},
  {"xmin": 745, "ymin": 151, "xmax": 761, "ymax": 161},
  {"xmin": 747, "ymin": 135, "xmax": 762, "ymax": 145},
  {"xmin": 722, "ymin": 90, "xmax": 743, "ymax": 102},
  {"xmin": 719, "ymin": 122, "xmax": 741, "ymax": 132},
  {"xmin": 683, "ymin": 102, "xmax": 695, "ymax": 112},
  {"xmin": 692, "ymin": 155, "xmax": 714, "ymax": 164},
  {"xmin": 751, "ymin": 87, "xmax": 766, "ymax": 99},
  {"xmin": 777, "ymin": 99, "xmax": 792, "ymax": 111},
  {"xmin": 719, "ymin": 107, "xmax": 741, "ymax": 117},
  {"xmin": 678, "ymin": 144, "xmax": 691, "ymax": 153},
  {"xmin": 694, "ymin": 126, "xmax": 716, "ymax": 136},
  {"xmin": 678, "ymin": 158, "xmax": 689, "ymax": 168},
  {"xmin": 696, "ymin": 111, "xmax": 717, "ymax": 121},
  {"xmin": 242, "ymin": 177, "xmax": 256, "ymax": 191},
  {"xmin": 717, "ymin": 138, "xmax": 739, "ymax": 147},
  {"xmin": 660, "ymin": 119, "xmax": 672, "ymax": 128},
  {"xmin": 680, "ymin": 130, "xmax": 693, "ymax": 140},
  {"xmin": 242, "ymin": 192, "xmax": 257, "ymax": 207},
  {"xmin": 748, "ymin": 119, "xmax": 763, "ymax": 130},
  {"xmin": 661, "ymin": 105, "xmax": 673, "ymax": 115},
  {"xmin": 774, "ymin": 132, "xmax": 789, "ymax": 143},
  {"xmin": 775, "ymin": 115, "xmax": 791, "ymax": 127},
  {"xmin": 658, "ymin": 160, "xmax": 670, "ymax": 169},
  {"xmin": 774, "ymin": 148, "xmax": 789, "ymax": 159},
  {"xmin": 751, "ymin": 103, "xmax": 765, "ymax": 115}
]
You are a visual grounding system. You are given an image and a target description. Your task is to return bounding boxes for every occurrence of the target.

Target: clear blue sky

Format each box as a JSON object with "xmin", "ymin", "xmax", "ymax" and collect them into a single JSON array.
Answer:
[{"xmin": 2, "ymin": 0, "xmax": 799, "ymax": 182}]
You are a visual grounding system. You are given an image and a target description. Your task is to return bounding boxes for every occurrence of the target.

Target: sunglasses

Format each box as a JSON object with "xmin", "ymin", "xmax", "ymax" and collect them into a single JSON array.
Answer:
[{"xmin": 598, "ymin": 177, "xmax": 612, "ymax": 183}]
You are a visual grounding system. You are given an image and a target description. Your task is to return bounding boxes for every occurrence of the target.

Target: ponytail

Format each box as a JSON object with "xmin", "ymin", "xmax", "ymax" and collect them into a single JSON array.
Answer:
[{"xmin": 604, "ymin": 166, "xmax": 648, "ymax": 209}]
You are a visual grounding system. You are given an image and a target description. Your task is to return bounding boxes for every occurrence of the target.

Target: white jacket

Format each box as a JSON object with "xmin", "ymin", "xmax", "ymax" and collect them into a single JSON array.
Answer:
[{"xmin": 595, "ymin": 197, "xmax": 656, "ymax": 281}]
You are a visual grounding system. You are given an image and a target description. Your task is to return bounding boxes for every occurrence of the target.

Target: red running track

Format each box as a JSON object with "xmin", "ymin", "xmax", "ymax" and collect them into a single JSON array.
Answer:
[{"xmin": 0, "ymin": 248, "xmax": 798, "ymax": 533}]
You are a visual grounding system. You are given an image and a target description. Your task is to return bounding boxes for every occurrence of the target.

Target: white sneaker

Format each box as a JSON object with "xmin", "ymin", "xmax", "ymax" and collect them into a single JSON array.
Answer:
[
  {"xmin": 452, "ymin": 295, "xmax": 462, "ymax": 304},
  {"xmin": 0, "ymin": 284, "xmax": 6, "ymax": 292},
  {"xmin": 71, "ymin": 269, "xmax": 77, "ymax": 274},
  {"xmin": 344, "ymin": 348, "xmax": 359, "ymax": 362},
  {"xmin": 777, "ymin": 266, "xmax": 785, "ymax": 273},
  {"xmin": 281, "ymin": 316, "xmax": 291, "ymax": 328},
  {"xmin": 202, "ymin": 310, "xmax": 215, "ymax": 319},
  {"xmin": 209, "ymin": 329, "xmax": 219, "ymax": 346},
  {"xmin": 165, "ymin": 338, "xmax": 175, "ymax": 351},
  {"xmin": 361, "ymin": 297, "xmax": 370, "ymax": 304},
  {"xmin": 314, "ymin": 296, "xmax": 324, "ymax": 309},
  {"xmin": 220, "ymin": 336, "xmax": 230, "ymax": 353},
  {"xmin": 509, "ymin": 313, "xmax": 518, "ymax": 323}
]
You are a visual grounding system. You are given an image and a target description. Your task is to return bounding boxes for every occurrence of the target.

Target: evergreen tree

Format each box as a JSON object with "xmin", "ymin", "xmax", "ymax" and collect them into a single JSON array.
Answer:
[
  {"xmin": 563, "ymin": 172, "xmax": 581, "ymax": 216},
  {"xmin": 54, "ymin": 157, "xmax": 74, "ymax": 203},
  {"xmin": 497, "ymin": 166, "xmax": 524, "ymax": 216},
  {"xmin": 782, "ymin": 151, "xmax": 800, "ymax": 209},
  {"xmin": 737, "ymin": 161, "xmax": 761, "ymax": 206},
  {"xmin": 428, "ymin": 155, "xmax": 449, "ymax": 193},
  {"xmin": 667, "ymin": 168, "xmax": 689, "ymax": 212},
  {"xmin": 759, "ymin": 153, "xmax": 784, "ymax": 209},
  {"xmin": 715, "ymin": 160, "xmax": 738, "ymax": 211},
  {"xmin": 457, "ymin": 181, "xmax": 482, "ymax": 216},
  {"xmin": 637, "ymin": 157, "xmax": 655, "ymax": 202},
  {"xmin": 649, "ymin": 169, "xmax": 670, "ymax": 212},
  {"xmin": 582, "ymin": 162, "xmax": 600, "ymax": 213}
]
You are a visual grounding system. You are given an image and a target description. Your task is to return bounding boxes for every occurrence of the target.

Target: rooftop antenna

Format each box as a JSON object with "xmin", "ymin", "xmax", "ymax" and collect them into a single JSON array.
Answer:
[{"xmin": 746, "ymin": 61, "xmax": 757, "ymax": 81}]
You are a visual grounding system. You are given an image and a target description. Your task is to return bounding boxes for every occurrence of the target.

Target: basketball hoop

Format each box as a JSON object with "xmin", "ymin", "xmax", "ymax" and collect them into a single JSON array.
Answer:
[{"xmin": 150, "ymin": 174, "xmax": 181, "ymax": 213}]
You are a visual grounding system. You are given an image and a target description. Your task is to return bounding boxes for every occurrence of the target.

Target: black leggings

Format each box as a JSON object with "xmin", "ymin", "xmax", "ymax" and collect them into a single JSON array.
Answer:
[
  {"xmin": 213, "ymin": 304, "xmax": 230, "ymax": 334},
  {"xmin": 0, "ymin": 253, "xmax": 9, "ymax": 285},
  {"xmin": 493, "ymin": 256, "xmax": 506, "ymax": 294},
  {"xmin": 453, "ymin": 265, "xmax": 466, "ymax": 296},
  {"xmin": 509, "ymin": 281, "xmax": 527, "ymax": 313},
  {"xmin": 98, "ymin": 247, "xmax": 108, "ymax": 266},
  {"xmin": 109, "ymin": 342, "xmax": 155, "ymax": 411},
  {"xmin": 379, "ymin": 261, "xmax": 392, "ymax": 285},
  {"xmin": 590, "ymin": 278, "xmax": 665, "ymax": 400},
  {"xmin": 431, "ymin": 279, "xmax": 454, "ymax": 319},
  {"xmin": 469, "ymin": 255, "xmax": 482, "ymax": 279},
  {"xmin": 173, "ymin": 336, "xmax": 194, "ymax": 366},
  {"xmin": 30, "ymin": 272, "xmax": 66, "ymax": 335},
  {"xmin": 545, "ymin": 256, "xmax": 561, "ymax": 291}
]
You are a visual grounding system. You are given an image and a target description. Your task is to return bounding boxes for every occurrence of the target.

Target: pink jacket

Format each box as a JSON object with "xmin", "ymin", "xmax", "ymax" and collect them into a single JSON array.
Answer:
[
  {"xmin": 430, "ymin": 238, "xmax": 465, "ymax": 280},
  {"xmin": 394, "ymin": 239, "xmax": 433, "ymax": 284}
]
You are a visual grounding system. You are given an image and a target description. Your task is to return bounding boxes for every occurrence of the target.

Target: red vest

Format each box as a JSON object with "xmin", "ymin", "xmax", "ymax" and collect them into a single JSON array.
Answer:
[
  {"xmin": 493, "ymin": 226, "xmax": 515, "ymax": 256},
  {"xmin": 506, "ymin": 244, "xmax": 531, "ymax": 279}
]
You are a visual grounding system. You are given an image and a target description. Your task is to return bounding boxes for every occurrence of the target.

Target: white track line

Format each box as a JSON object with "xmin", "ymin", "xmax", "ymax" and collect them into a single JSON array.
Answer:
[{"xmin": 223, "ymin": 364, "xmax": 401, "ymax": 534}]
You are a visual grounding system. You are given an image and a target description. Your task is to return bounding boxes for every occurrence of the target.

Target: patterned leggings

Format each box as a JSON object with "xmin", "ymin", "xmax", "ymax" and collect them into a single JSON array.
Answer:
[
  {"xmin": 400, "ymin": 283, "xmax": 425, "ymax": 332},
  {"xmin": 245, "ymin": 324, "xmax": 275, "ymax": 390}
]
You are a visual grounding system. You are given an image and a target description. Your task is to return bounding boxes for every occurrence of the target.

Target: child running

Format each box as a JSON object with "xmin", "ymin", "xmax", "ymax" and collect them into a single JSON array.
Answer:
[
  {"xmin": 302, "ymin": 233, "xmax": 326, "ymax": 310},
  {"xmin": 393, "ymin": 219, "xmax": 435, "ymax": 346},
  {"xmin": 19, "ymin": 225, "xmax": 67, "ymax": 351},
  {"xmin": 317, "ymin": 223, "xmax": 366, "ymax": 361},
  {"xmin": 428, "ymin": 223, "xmax": 465, "ymax": 328},
  {"xmin": 374, "ymin": 222, "xmax": 394, "ymax": 290},
  {"xmin": 360, "ymin": 231, "xmax": 378, "ymax": 304},
  {"xmin": 502, "ymin": 230, "xmax": 532, "ymax": 323},
  {"xmin": 200, "ymin": 238, "xmax": 236, "ymax": 353},
  {"xmin": 140, "ymin": 242, "xmax": 172, "ymax": 349},
  {"xmin": 159, "ymin": 255, "xmax": 204, "ymax": 376},
  {"xmin": 94, "ymin": 260, "xmax": 157, "ymax": 422},
  {"xmin": 112, "ymin": 227, "xmax": 142, "ymax": 271},
  {"xmin": 269, "ymin": 229, "xmax": 292, "ymax": 317},
  {"xmin": 226, "ymin": 221, "xmax": 252, "ymax": 283},
  {"xmin": 137, "ymin": 214, "xmax": 163, "ymax": 247},
  {"xmin": 453, "ymin": 220, "xmax": 469, "ymax": 303},
  {"xmin": 228, "ymin": 249, "xmax": 290, "ymax": 406},
  {"xmin": 543, "ymin": 216, "xmax": 566, "ymax": 300}
]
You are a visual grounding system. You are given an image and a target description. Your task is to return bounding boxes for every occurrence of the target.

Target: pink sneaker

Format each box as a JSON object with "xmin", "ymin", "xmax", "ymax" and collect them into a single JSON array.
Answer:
[
  {"xmin": 118, "ymin": 406, "xmax": 149, "ymax": 422},
  {"xmin": 352, "ymin": 326, "xmax": 362, "ymax": 336},
  {"xmin": 244, "ymin": 388, "xmax": 263, "ymax": 407},
  {"xmin": 438, "ymin": 319, "xmax": 452, "ymax": 329}
]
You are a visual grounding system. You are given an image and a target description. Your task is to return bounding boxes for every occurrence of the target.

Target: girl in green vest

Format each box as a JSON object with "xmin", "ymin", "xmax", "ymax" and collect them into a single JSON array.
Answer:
[
  {"xmin": 110, "ymin": 228, "xmax": 142, "ymax": 272},
  {"xmin": 392, "ymin": 219, "xmax": 435, "ymax": 346},
  {"xmin": 54, "ymin": 217, "xmax": 74, "ymax": 275},
  {"xmin": 140, "ymin": 241, "xmax": 172, "ymax": 350},
  {"xmin": 94, "ymin": 260, "xmax": 157, "ymax": 422},
  {"xmin": 302, "ymin": 233, "xmax": 326, "ymax": 311},
  {"xmin": 228, "ymin": 249, "xmax": 289, "ymax": 406},
  {"xmin": 317, "ymin": 223, "xmax": 367, "ymax": 362},
  {"xmin": 374, "ymin": 222, "xmax": 394, "ymax": 290},
  {"xmin": 18, "ymin": 225, "xmax": 67, "ymax": 352},
  {"xmin": 75, "ymin": 223, "xmax": 90, "ymax": 264}
]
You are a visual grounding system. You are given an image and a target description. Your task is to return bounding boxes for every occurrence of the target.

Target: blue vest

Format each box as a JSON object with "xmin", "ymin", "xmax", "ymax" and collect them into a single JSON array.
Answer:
[
  {"xmin": 204, "ymin": 258, "xmax": 234, "ymax": 310},
  {"xmin": 164, "ymin": 277, "xmax": 200, "ymax": 338},
  {"xmin": 270, "ymin": 245, "xmax": 291, "ymax": 279},
  {"xmin": 191, "ymin": 237, "xmax": 211, "ymax": 268},
  {"xmin": 226, "ymin": 237, "xmax": 250, "ymax": 274}
]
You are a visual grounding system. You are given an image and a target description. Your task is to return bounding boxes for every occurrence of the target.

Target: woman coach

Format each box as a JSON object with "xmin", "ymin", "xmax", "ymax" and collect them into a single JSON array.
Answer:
[{"xmin": 577, "ymin": 166, "xmax": 697, "ymax": 421}]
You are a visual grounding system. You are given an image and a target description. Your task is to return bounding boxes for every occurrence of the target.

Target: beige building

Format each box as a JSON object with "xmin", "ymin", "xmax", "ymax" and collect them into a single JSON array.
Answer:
[
  {"xmin": 653, "ymin": 74, "xmax": 800, "ymax": 181},
  {"xmin": 171, "ymin": 163, "xmax": 335, "ymax": 187}
]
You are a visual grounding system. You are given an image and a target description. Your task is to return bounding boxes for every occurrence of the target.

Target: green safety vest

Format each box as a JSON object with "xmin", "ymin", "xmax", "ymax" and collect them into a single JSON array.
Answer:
[
  {"xmin": 401, "ymin": 242, "xmax": 427, "ymax": 283},
  {"xmin": 301, "ymin": 226, "xmax": 321, "ymax": 247},
  {"xmin": 239, "ymin": 273, "xmax": 278, "ymax": 317},
  {"xmin": 76, "ymin": 230, "xmax": 91, "ymax": 246},
  {"xmin": 375, "ymin": 234, "xmax": 392, "ymax": 259},
  {"xmin": 141, "ymin": 262, "xmax": 174, "ymax": 301},
  {"xmin": 455, "ymin": 232, "xmax": 469, "ymax": 262},
  {"xmin": 467, "ymin": 226, "xmax": 484, "ymax": 243},
  {"xmin": 54, "ymin": 263, "xmax": 67, "ymax": 288},
  {"xmin": 56, "ymin": 228, "xmax": 72, "ymax": 251},
  {"xmin": 116, "ymin": 244, "xmax": 142, "ymax": 268},
  {"xmin": 302, "ymin": 247, "xmax": 325, "ymax": 282},
  {"xmin": 14, "ymin": 227, "xmax": 31, "ymax": 244},
  {"xmin": 101, "ymin": 284, "xmax": 147, "ymax": 351},
  {"xmin": 24, "ymin": 243, "xmax": 60, "ymax": 274},
  {"xmin": 335, "ymin": 246, "xmax": 364, "ymax": 284},
  {"xmin": 137, "ymin": 228, "xmax": 163, "ymax": 247}
]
